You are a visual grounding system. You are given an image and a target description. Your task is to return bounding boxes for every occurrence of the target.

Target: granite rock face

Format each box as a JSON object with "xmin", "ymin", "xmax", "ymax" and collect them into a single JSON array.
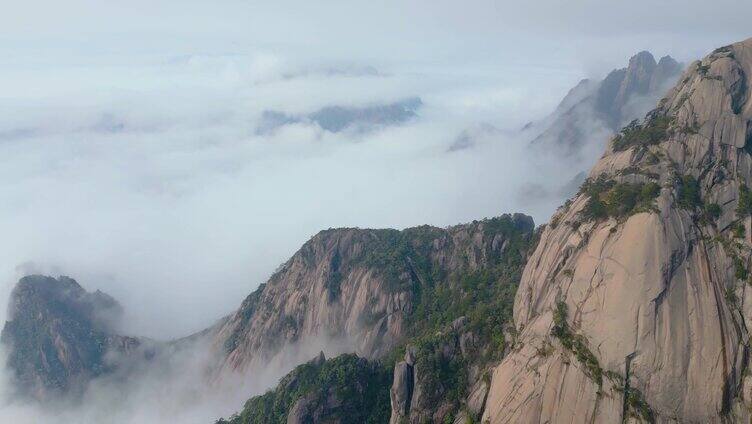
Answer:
[
  {"xmin": 213, "ymin": 214, "xmax": 535, "ymax": 374},
  {"xmin": 484, "ymin": 38, "xmax": 752, "ymax": 423},
  {"xmin": 389, "ymin": 351, "xmax": 414, "ymax": 422},
  {"xmin": 388, "ymin": 318, "xmax": 494, "ymax": 424}
]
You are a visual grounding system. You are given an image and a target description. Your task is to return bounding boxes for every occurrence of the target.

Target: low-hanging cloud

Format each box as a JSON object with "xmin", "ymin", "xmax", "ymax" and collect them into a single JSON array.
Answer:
[
  {"xmin": 0, "ymin": 330, "xmax": 358, "ymax": 424},
  {"xmin": 0, "ymin": 52, "xmax": 601, "ymax": 422},
  {"xmin": 0, "ymin": 51, "xmax": 583, "ymax": 342}
]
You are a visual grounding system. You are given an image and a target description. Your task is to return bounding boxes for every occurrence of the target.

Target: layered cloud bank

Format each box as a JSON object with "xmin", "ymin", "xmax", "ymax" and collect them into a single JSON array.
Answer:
[{"xmin": 0, "ymin": 52, "xmax": 589, "ymax": 341}]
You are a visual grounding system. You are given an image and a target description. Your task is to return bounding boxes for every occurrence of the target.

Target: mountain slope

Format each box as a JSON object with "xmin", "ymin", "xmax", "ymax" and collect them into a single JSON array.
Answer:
[
  {"xmin": 216, "ymin": 353, "xmax": 392, "ymax": 424},
  {"xmin": 531, "ymin": 51, "xmax": 682, "ymax": 156},
  {"xmin": 484, "ymin": 38, "xmax": 752, "ymax": 423}
]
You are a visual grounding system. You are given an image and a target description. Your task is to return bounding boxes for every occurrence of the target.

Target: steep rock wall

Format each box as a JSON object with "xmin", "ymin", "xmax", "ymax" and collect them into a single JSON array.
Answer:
[{"xmin": 484, "ymin": 38, "xmax": 752, "ymax": 423}]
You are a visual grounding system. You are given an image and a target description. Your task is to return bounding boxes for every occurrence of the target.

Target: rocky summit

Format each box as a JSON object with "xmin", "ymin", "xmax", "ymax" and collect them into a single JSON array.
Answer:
[
  {"xmin": 531, "ymin": 50, "xmax": 682, "ymax": 156},
  {"xmin": 484, "ymin": 38, "xmax": 752, "ymax": 423},
  {"xmin": 0, "ymin": 275, "xmax": 143, "ymax": 400}
]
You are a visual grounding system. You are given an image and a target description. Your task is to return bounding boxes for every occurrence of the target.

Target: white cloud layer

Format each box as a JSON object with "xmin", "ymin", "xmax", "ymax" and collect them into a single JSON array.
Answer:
[{"xmin": 0, "ymin": 52, "xmax": 584, "ymax": 340}]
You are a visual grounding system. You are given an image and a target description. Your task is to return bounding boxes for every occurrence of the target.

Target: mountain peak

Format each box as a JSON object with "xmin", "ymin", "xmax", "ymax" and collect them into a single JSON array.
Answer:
[
  {"xmin": 532, "ymin": 49, "xmax": 683, "ymax": 156},
  {"xmin": 7, "ymin": 275, "xmax": 122, "ymax": 330},
  {"xmin": 484, "ymin": 37, "xmax": 752, "ymax": 423},
  {"xmin": 628, "ymin": 50, "xmax": 657, "ymax": 67},
  {"xmin": 1, "ymin": 275, "xmax": 140, "ymax": 400},
  {"xmin": 657, "ymin": 54, "xmax": 679, "ymax": 67}
]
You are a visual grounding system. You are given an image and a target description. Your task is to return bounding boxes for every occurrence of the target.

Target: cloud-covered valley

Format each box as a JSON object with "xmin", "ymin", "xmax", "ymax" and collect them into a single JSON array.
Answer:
[{"xmin": 0, "ymin": 52, "xmax": 590, "ymax": 343}]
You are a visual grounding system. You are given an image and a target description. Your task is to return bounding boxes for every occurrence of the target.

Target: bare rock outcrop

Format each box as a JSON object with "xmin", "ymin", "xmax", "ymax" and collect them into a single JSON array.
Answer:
[
  {"xmin": 388, "ymin": 317, "xmax": 494, "ymax": 424},
  {"xmin": 389, "ymin": 350, "xmax": 415, "ymax": 424},
  {"xmin": 484, "ymin": 38, "xmax": 752, "ymax": 423}
]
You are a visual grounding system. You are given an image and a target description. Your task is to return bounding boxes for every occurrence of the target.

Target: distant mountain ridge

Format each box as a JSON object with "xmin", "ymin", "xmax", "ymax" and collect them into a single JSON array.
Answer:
[
  {"xmin": 256, "ymin": 97, "xmax": 422, "ymax": 134},
  {"xmin": 530, "ymin": 50, "xmax": 682, "ymax": 155}
]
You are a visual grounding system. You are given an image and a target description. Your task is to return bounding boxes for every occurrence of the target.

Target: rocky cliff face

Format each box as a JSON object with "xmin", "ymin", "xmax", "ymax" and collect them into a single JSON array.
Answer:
[
  {"xmin": 0, "ymin": 275, "xmax": 145, "ymax": 400},
  {"xmin": 213, "ymin": 214, "xmax": 535, "ymax": 375},
  {"xmin": 211, "ymin": 213, "xmax": 537, "ymax": 424},
  {"xmin": 388, "ymin": 316, "xmax": 500, "ymax": 424},
  {"xmin": 209, "ymin": 215, "xmax": 537, "ymax": 424},
  {"xmin": 484, "ymin": 38, "xmax": 752, "ymax": 423},
  {"xmin": 532, "ymin": 51, "xmax": 682, "ymax": 156}
]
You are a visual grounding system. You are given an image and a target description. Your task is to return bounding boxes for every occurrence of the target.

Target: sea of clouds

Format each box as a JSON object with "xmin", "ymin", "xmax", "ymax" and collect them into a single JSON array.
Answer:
[
  {"xmin": 0, "ymin": 50, "xmax": 605, "ymax": 422},
  {"xmin": 0, "ymin": 52, "xmax": 595, "ymax": 340}
]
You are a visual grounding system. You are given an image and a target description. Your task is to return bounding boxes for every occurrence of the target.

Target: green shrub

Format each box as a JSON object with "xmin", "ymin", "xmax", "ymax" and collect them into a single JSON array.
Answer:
[
  {"xmin": 625, "ymin": 386, "xmax": 656, "ymax": 423},
  {"xmin": 412, "ymin": 332, "xmax": 469, "ymax": 411},
  {"xmin": 705, "ymin": 203, "xmax": 722, "ymax": 220},
  {"xmin": 738, "ymin": 184, "xmax": 752, "ymax": 217},
  {"xmin": 551, "ymin": 302, "xmax": 602, "ymax": 387},
  {"xmin": 725, "ymin": 287, "xmax": 739, "ymax": 305},
  {"xmin": 677, "ymin": 175, "xmax": 702, "ymax": 209},
  {"xmin": 612, "ymin": 115, "xmax": 672, "ymax": 152},
  {"xmin": 733, "ymin": 222, "xmax": 746, "ymax": 239},
  {"xmin": 579, "ymin": 178, "xmax": 660, "ymax": 221},
  {"xmin": 735, "ymin": 256, "xmax": 748, "ymax": 281}
]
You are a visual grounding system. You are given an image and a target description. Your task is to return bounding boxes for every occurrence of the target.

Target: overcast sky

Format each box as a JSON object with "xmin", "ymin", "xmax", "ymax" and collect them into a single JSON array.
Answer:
[
  {"xmin": 2, "ymin": 0, "xmax": 751, "ymax": 68},
  {"xmin": 0, "ymin": 1, "xmax": 750, "ymax": 341}
]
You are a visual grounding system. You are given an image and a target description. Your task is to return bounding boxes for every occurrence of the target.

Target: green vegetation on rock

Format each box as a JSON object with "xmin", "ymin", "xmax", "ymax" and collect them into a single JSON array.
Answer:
[
  {"xmin": 612, "ymin": 115, "xmax": 672, "ymax": 152},
  {"xmin": 705, "ymin": 203, "xmax": 722, "ymax": 220},
  {"xmin": 216, "ymin": 354, "xmax": 391, "ymax": 424},
  {"xmin": 676, "ymin": 175, "xmax": 702, "ymax": 209},
  {"xmin": 0, "ymin": 275, "xmax": 127, "ymax": 398},
  {"xmin": 223, "ymin": 286, "xmax": 265, "ymax": 353},
  {"xmin": 551, "ymin": 301, "xmax": 603, "ymax": 387},
  {"xmin": 624, "ymin": 385, "xmax": 656, "ymax": 423},
  {"xmin": 382, "ymin": 215, "xmax": 538, "ymax": 420},
  {"xmin": 579, "ymin": 177, "xmax": 660, "ymax": 221},
  {"xmin": 737, "ymin": 184, "xmax": 752, "ymax": 217}
]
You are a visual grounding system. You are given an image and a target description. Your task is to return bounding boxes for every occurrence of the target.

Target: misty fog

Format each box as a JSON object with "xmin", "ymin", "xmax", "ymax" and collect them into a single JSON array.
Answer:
[{"xmin": 0, "ymin": 54, "xmax": 591, "ymax": 340}]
